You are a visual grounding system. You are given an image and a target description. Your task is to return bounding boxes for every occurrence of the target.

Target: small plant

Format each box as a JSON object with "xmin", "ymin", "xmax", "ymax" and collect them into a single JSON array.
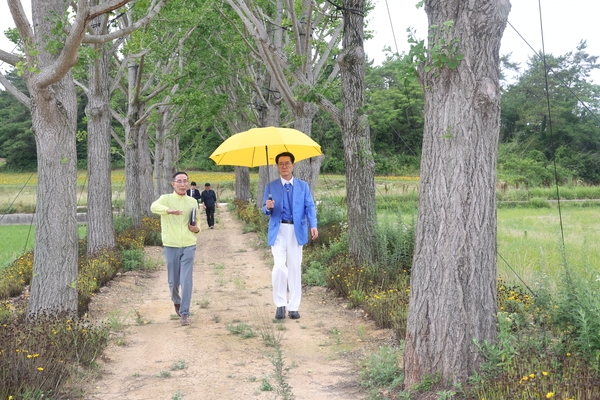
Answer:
[
  {"xmin": 170, "ymin": 359, "xmax": 187, "ymax": 371},
  {"xmin": 359, "ymin": 345, "xmax": 404, "ymax": 394},
  {"xmin": 133, "ymin": 308, "xmax": 150, "ymax": 325},
  {"xmin": 157, "ymin": 370, "xmax": 171, "ymax": 378},
  {"xmin": 226, "ymin": 322, "xmax": 256, "ymax": 339},
  {"xmin": 252, "ymin": 308, "xmax": 285, "ymax": 347},
  {"xmin": 198, "ymin": 298, "xmax": 211, "ymax": 309},
  {"xmin": 259, "ymin": 377, "xmax": 273, "ymax": 391},
  {"xmin": 172, "ymin": 391, "xmax": 184, "ymax": 400},
  {"xmin": 121, "ymin": 248, "xmax": 145, "ymax": 271},
  {"xmin": 232, "ymin": 275, "xmax": 246, "ymax": 289},
  {"xmin": 266, "ymin": 346, "xmax": 294, "ymax": 399}
]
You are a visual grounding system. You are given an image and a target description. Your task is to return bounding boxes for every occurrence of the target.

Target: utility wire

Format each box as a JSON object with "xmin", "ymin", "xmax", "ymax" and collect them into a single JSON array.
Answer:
[
  {"xmin": 507, "ymin": 21, "xmax": 600, "ymax": 127},
  {"xmin": 536, "ymin": 0, "xmax": 566, "ymax": 252},
  {"xmin": 0, "ymin": 172, "xmax": 35, "ymax": 223},
  {"xmin": 383, "ymin": 0, "xmax": 399, "ymax": 55}
]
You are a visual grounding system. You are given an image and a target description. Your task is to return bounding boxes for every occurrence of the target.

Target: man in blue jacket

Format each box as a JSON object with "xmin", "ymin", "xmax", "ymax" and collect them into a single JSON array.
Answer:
[{"xmin": 263, "ymin": 152, "xmax": 318, "ymax": 320}]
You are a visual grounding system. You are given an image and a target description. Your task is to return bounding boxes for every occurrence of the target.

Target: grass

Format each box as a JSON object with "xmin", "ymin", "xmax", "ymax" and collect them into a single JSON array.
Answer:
[
  {"xmin": 497, "ymin": 207, "xmax": 600, "ymax": 289},
  {"xmin": 0, "ymin": 225, "xmax": 87, "ymax": 270},
  {"xmin": 2, "ymin": 170, "xmax": 600, "ymax": 398}
]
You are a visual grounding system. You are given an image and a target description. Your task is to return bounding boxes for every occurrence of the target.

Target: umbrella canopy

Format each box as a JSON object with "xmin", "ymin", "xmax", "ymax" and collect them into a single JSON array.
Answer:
[{"xmin": 209, "ymin": 126, "xmax": 322, "ymax": 167}]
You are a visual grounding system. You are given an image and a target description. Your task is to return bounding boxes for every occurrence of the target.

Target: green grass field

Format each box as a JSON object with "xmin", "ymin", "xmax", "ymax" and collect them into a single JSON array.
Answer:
[
  {"xmin": 0, "ymin": 225, "xmax": 87, "ymax": 269},
  {"xmin": 497, "ymin": 206, "xmax": 600, "ymax": 290},
  {"xmin": 1, "ymin": 170, "xmax": 599, "ymax": 290}
]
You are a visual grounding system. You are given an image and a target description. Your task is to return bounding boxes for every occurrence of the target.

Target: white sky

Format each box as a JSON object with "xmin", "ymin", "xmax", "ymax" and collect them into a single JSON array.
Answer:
[
  {"xmin": 365, "ymin": 0, "xmax": 600, "ymax": 82},
  {"xmin": 1, "ymin": 0, "xmax": 600, "ymax": 81}
]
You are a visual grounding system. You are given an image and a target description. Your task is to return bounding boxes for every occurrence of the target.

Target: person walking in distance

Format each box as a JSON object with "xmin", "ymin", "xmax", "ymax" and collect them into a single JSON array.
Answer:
[
  {"xmin": 151, "ymin": 171, "xmax": 200, "ymax": 326},
  {"xmin": 262, "ymin": 152, "xmax": 318, "ymax": 320},
  {"xmin": 200, "ymin": 182, "xmax": 217, "ymax": 229},
  {"xmin": 186, "ymin": 181, "xmax": 201, "ymax": 203}
]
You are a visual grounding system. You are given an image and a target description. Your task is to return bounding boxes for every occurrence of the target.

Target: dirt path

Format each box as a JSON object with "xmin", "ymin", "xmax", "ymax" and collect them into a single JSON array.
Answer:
[{"xmin": 83, "ymin": 204, "xmax": 392, "ymax": 400}]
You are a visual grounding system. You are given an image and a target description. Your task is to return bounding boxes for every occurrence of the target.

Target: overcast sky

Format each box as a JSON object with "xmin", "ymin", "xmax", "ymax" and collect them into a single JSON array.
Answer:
[{"xmin": 1, "ymin": 0, "xmax": 600, "ymax": 81}]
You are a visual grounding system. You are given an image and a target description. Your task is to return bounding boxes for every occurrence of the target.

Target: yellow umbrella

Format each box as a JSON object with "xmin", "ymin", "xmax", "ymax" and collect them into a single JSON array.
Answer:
[{"xmin": 209, "ymin": 126, "xmax": 322, "ymax": 167}]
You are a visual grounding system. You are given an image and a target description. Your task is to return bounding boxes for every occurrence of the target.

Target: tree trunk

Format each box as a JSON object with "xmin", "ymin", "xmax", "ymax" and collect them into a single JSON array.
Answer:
[
  {"xmin": 257, "ymin": 2, "xmax": 283, "ymax": 205},
  {"xmin": 292, "ymin": 103, "xmax": 322, "ymax": 192},
  {"xmin": 153, "ymin": 104, "xmax": 178, "ymax": 196},
  {"xmin": 28, "ymin": 80, "xmax": 79, "ymax": 317},
  {"xmin": 124, "ymin": 62, "xmax": 142, "ymax": 227},
  {"xmin": 340, "ymin": 0, "xmax": 376, "ymax": 264},
  {"xmin": 86, "ymin": 23, "xmax": 116, "ymax": 256},
  {"xmin": 235, "ymin": 167, "xmax": 251, "ymax": 202},
  {"xmin": 138, "ymin": 113, "xmax": 154, "ymax": 217},
  {"xmin": 404, "ymin": 0, "xmax": 511, "ymax": 387}
]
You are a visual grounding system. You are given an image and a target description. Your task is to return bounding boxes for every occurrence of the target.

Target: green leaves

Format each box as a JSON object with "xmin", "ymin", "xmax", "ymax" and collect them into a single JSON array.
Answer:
[{"xmin": 404, "ymin": 19, "xmax": 464, "ymax": 78}]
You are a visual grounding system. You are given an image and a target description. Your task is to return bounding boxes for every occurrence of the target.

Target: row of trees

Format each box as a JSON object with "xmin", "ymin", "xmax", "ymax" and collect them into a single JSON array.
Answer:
[
  {"xmin": 3, "ymin": 0, "xmax": 595, "ymax": 391},
  {"xmin": 5, "ymin": 45, "xmax": 600, "ymax": 185}
]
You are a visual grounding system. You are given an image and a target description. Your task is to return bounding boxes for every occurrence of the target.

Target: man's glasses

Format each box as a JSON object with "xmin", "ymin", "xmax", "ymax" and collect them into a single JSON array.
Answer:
[
  {"xmin": 278, "ymin": 162, "xmax": 292, "ymax": 167},
  {"xmin": 173, "ymin": 180, "xmax": 189, "ymax": 184}
]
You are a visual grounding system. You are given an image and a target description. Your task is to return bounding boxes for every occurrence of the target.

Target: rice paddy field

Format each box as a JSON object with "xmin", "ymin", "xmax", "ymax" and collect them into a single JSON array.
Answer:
[{"xmin": 1, "ymin": 170, "xmax": 599, "ymax": 289}]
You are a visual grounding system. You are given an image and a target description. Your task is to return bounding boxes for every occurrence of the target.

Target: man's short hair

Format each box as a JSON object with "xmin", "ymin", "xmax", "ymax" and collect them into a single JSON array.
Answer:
[
  {"xmin": 275, "ymin": 152, "xmax": 295, "ymax": 164},
  {"xmin": 205, "ymin": 183, "xmax": 211, "ymax": 187},
  {"xmin": 172, "ymin": 171, "xmax": 188, "ymax": 180},
  {"xmin": 190, "ymin": 181, "xmax": 197, "ymax": 186}
]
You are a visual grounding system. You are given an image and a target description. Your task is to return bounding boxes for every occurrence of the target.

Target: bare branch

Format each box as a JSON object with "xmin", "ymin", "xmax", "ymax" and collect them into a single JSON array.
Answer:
[
  {"xmin": 73, "ymin": 78, "xmax": 90, "ymax": 95},
  {"xmin": 110, "ymin": 128, "xmax": 126, "ymax": 150},
  {"xmin": 7, "ymin": 0, "xmax": 34, "ymax": 48},
  {"xmin": 83, "ymin": 0, "xmax": 167, "ymax": 44},
  {"xmin": 111, "ymin": 107, "xmax": 126, "ymax": 126},
  {"xmin": 0, "ymin": 72, "xmax": 30, "ymax": 108},
  {"xmin": 86, "ymin": 0, "xmax": 132, "ymax": 22},
  {"xmin": 135, "ymin": 101, "xmax": 171, "ymax": 127},
  {"xmin": 0, "ymin": 49, "xmax": 20, "ymax": 66}
]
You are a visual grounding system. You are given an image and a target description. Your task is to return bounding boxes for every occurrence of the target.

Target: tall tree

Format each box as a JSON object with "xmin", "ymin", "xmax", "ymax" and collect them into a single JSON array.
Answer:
[
  {"xmin": 78, "ymin": 3, "xmax": 119, "ymax": 256},
  {"xmin": 339, "ymin": 0, "xmax": 376, "ymax": 263},
  {"xmin": 225, "ymin": 0, "xmax": 343, "ymax": 190},
  {"xmin": 404, "ymin": 0, "xmax": 511, "ymax": 387},
  {"xmin": 0, "ymin": 0, "xmax": 164, "ymax": 318}
]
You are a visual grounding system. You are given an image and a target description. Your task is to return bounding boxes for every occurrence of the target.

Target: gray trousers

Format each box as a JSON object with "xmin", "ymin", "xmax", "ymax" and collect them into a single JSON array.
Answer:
[{"xmin": 164, "ymin": 245, "xmax": 196, "ymax": 316}]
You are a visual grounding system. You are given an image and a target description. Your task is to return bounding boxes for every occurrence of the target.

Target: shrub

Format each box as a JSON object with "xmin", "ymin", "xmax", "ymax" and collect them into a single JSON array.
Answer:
[
  {"xmin": 0, "ymin": 252, "xmax": 33, "ymax": 299},
  {"xmin": 0, "ymin": 315, "xmax": 109, "ymax": 399},
  {"xmin": 359, "ymin": 345, "xmax": 404, "ymax": 391}
]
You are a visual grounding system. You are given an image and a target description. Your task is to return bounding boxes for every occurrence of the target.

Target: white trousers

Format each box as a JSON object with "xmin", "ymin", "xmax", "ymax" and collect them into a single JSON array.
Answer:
[{"xmin": 271, "ymin": 224, "xmax": 303, "ymax": 311}]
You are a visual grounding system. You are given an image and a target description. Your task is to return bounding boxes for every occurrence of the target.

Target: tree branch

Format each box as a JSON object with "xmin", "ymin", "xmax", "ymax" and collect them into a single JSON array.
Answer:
[
  {"xmin": 0, "ymin": 49, "xmax": 20, "ymax": 66},
  {"xmin": 83, "ymin": 0, "xmax": 167, "ymax": 44},
  {"xmin": 0, "ymin": 72, "xmax": 30, "ymax": 108}
]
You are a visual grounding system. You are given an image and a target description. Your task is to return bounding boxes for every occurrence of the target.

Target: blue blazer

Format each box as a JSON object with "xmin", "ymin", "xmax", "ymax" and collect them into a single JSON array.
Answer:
[{"xmin": 262, "ymin": 177, "xmax": 317, "ymax": 246}]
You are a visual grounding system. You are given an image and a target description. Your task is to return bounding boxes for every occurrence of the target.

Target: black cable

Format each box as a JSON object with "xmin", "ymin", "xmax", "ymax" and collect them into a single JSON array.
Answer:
[
  {"xmin": 537, "ymin": 0, "xmax": 566, "ymax": 252},
  {"xmin": 507, "ymin": 21, "xmax": 600, "ymax": 127},
  {"xmin": 0, "ymin": 171, "xmax": 35, "ymax": 223},
  {"xmin": 497, "ymin": 252, "xmax": 536, "ymax": 297},
  {"xmin": 383, "ymin": 0, "xmax": 399, "ymax": 56}
]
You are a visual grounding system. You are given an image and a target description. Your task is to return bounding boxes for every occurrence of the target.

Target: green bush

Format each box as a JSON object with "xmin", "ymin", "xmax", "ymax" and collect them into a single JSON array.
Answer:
[
  {"xmin": 529, "ymin": 197, "xmax": 551, "ymax": 208},
  {"xmin": 0, "ymin": 315, "xmax": 109, "ymax": 399},
  {"xmin": 121, "ymin": 248, "xmax": 145, "ymax": 271},
  {"xmin": 359, "ymin": 345, "xmax": 404, "ymax": 391}
]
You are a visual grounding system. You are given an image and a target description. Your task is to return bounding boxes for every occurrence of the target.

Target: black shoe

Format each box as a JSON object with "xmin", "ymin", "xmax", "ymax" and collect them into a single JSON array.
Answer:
[
  {"xmin": 174, "ymin": 303, "xmax": 181, "ymax": 317},
  {"xmin": 275, "ymin": 306, "xmax": 286, "ymax": 320},
  {"xmin": 288, "ymin": 311, "xmax": 300, "ymax": 319}
]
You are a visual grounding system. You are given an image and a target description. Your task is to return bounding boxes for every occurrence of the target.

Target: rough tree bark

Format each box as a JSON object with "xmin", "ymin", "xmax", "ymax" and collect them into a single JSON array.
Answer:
[
  {"xmin": 85, "ymin": 8, "xmax": 116, "ymax": 256},
  {"xmin": 0, "ymin": 0, "xmax": 159, "ymax": 318},
  {"xmin": 234, "ymin": 167, "xmax": 251, "ymax": 202},
  {"xmin": 404, "ymin": 0, "xmax": 511, "ymax": 388},
  {"xmin": 340, "ymin": 0, "xmax": 376, "ymax": 263}
]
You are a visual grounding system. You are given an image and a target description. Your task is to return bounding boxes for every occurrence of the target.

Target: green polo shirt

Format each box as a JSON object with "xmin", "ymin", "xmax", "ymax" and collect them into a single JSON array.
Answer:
[{"xmin": 150, "ymin": 192, "xmax": 199, "ymax": 248}]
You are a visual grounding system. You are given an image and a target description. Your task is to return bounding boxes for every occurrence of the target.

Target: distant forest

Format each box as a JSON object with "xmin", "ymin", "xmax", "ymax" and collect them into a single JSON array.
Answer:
[{"xmin": 2, "ymin": 42, "xmax": 599, "ymax": 186}]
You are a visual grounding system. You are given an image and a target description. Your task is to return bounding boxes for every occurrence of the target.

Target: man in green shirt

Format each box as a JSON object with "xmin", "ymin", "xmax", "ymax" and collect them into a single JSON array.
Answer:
[{"xmin": 151, "ymin": 171, "xmax": 200, "ymax": 326}]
